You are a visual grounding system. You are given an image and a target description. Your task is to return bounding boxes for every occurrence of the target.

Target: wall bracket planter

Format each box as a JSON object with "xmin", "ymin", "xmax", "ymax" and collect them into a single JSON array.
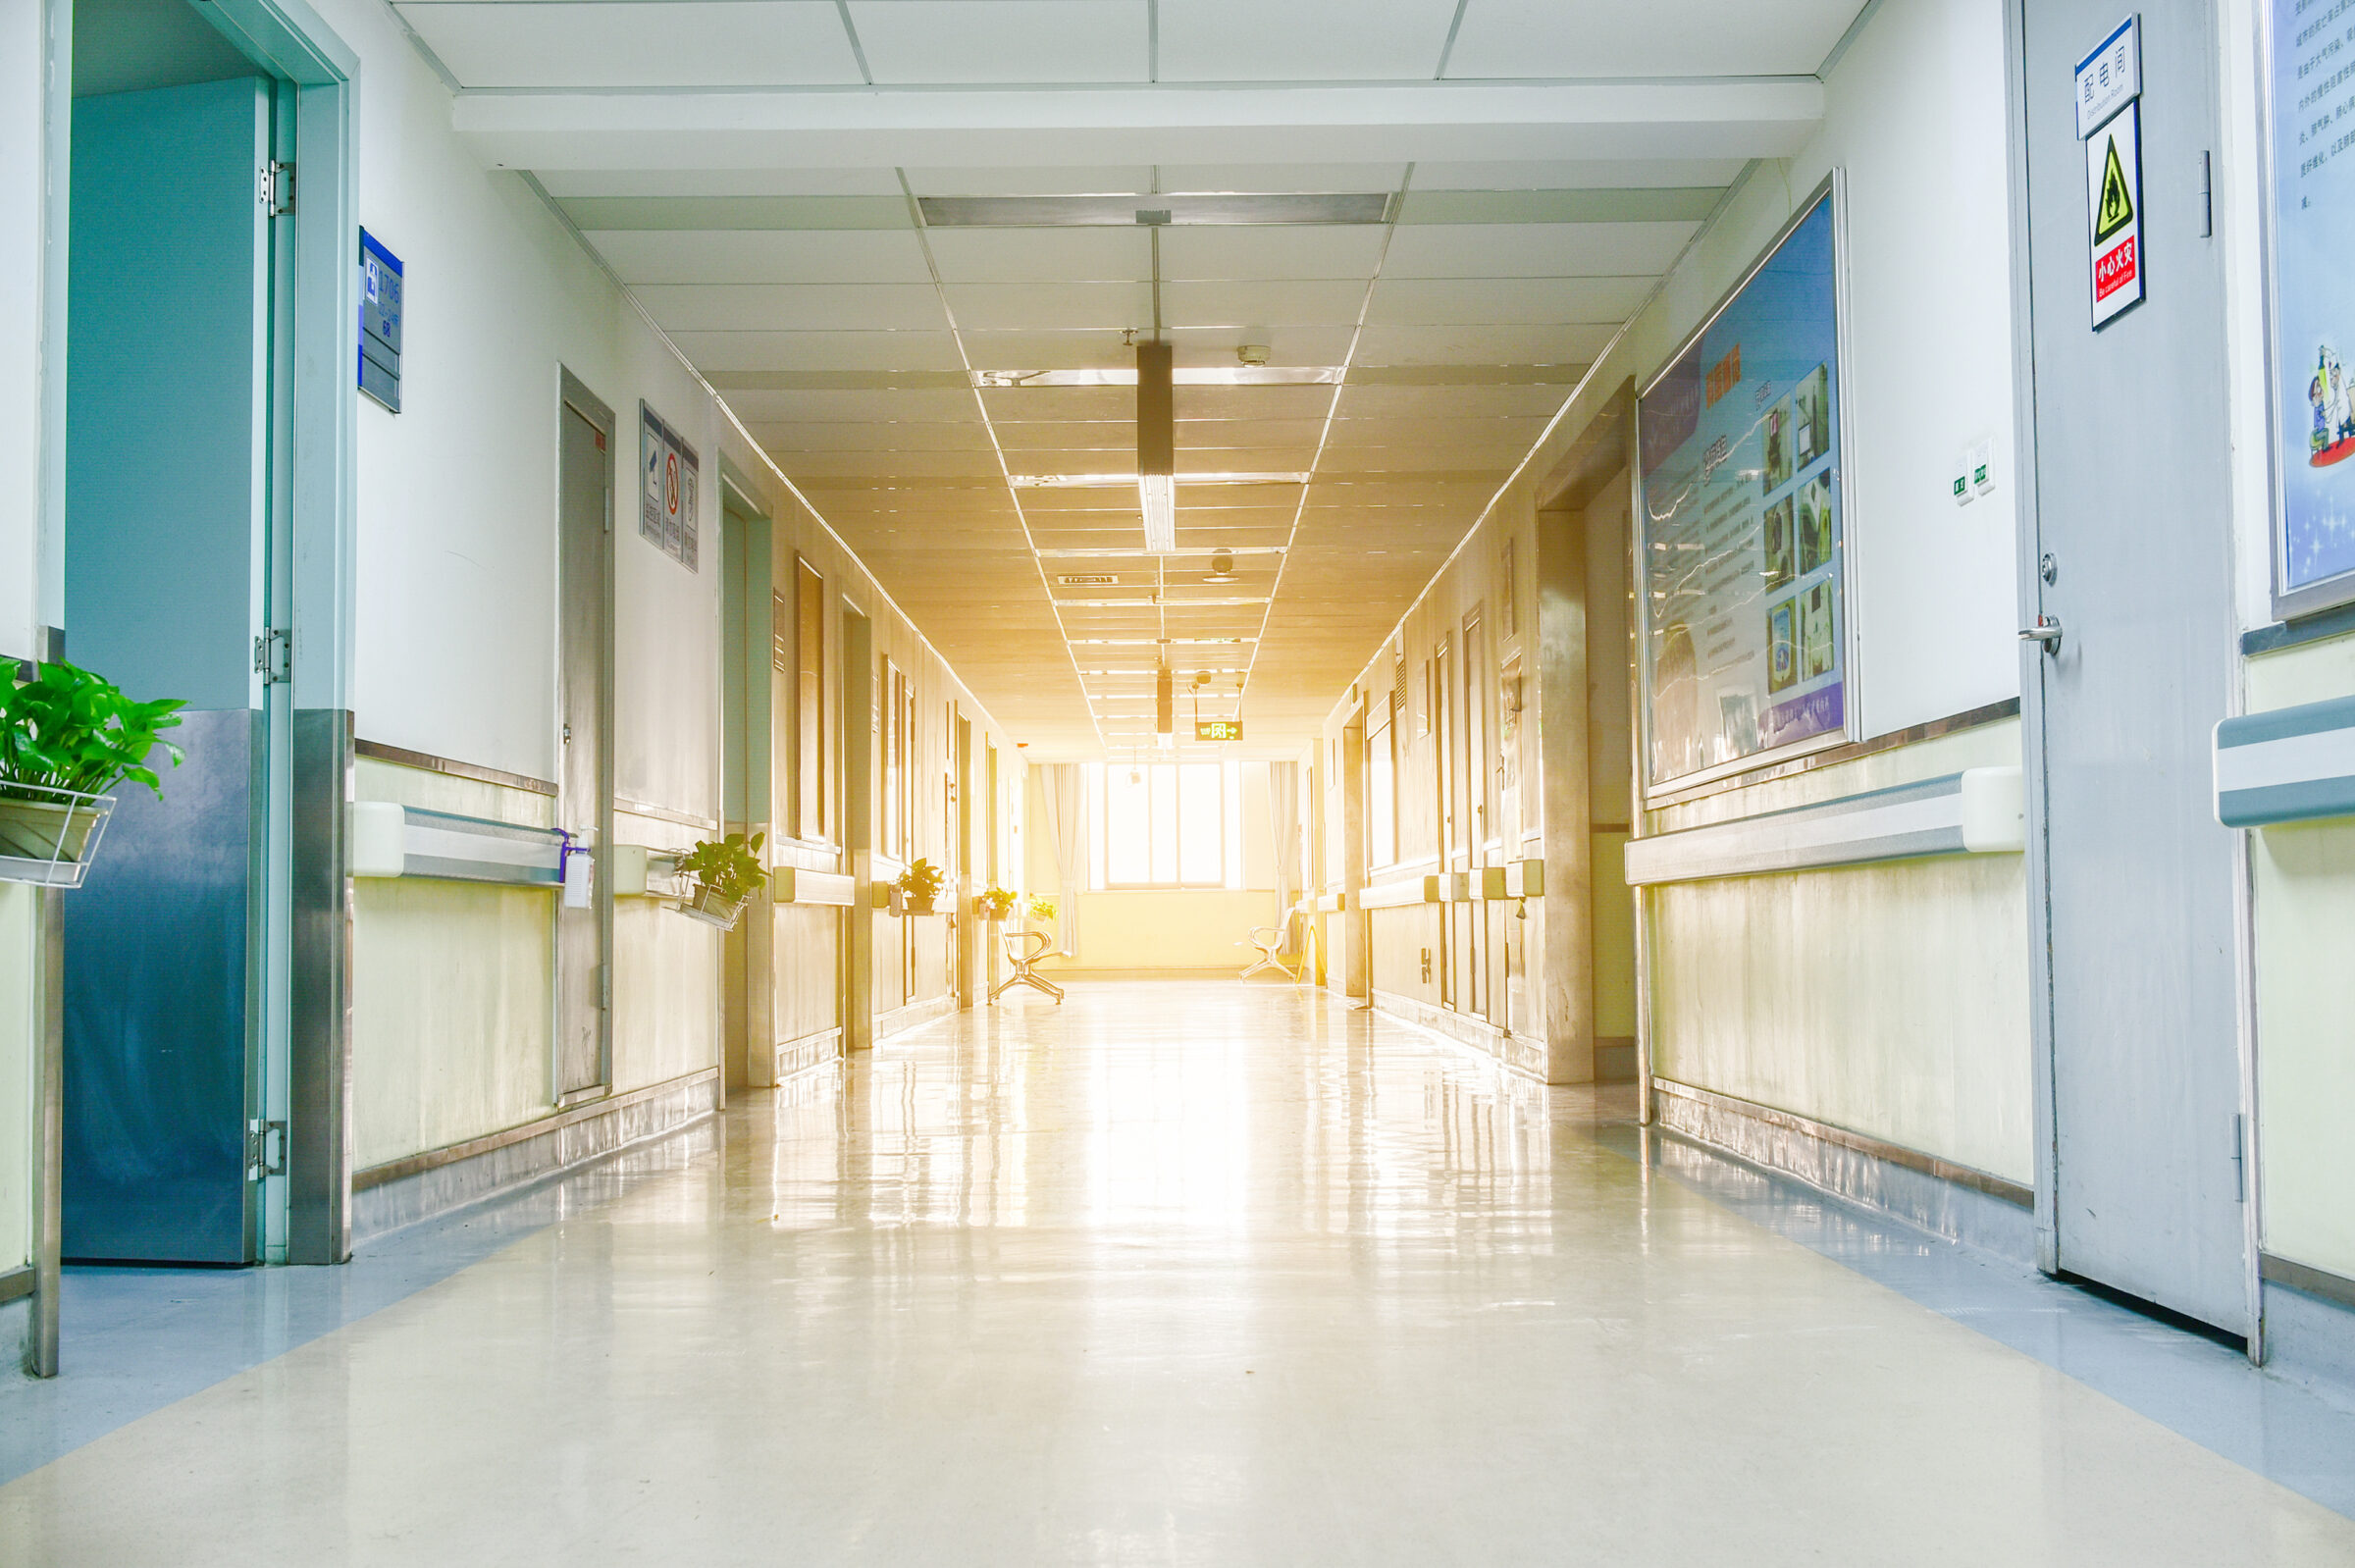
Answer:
[{"xmin": 0, "ymin": 786, "xmax": 117, "ymax": 889}]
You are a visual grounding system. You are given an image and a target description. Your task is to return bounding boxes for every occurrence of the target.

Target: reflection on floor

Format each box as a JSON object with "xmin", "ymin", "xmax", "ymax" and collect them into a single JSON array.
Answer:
[{"xmin": 3, "ymin": 982, "xmax": 2352, "ymax": 1563}]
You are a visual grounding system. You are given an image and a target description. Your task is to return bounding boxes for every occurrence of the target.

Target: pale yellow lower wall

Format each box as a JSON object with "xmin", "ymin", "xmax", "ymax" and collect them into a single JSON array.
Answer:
[
  {"xmin": 2245, "ymin": 638, "xmax": 2355, "ymax": 1282},
  {"xmin": 352, "ymin": 759, "xmax": 557, "ymax": 1169},
  {"xmin": 1040, "ymin": 889, "xmax": 1281, "ymax": 971},
  {"xmin": 609, "ymin": 808, "xmax": 719, "ymax": 1095},
  {"xmin": 1647, "ymin": 721, "xmax": 2033, "ymax": 1184},
  {"xmin": 0, "ymin": 882, "xmax": 33, "ymax": 1271}
]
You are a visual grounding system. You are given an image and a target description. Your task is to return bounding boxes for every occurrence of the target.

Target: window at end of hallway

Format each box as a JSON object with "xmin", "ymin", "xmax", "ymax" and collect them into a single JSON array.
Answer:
[{"xmin": 1086, "ymin": 761, "xmax": 1239, "ymax": 889}]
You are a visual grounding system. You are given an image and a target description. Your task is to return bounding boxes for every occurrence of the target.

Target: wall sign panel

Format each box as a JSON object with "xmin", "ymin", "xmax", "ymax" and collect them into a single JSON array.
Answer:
[
  {"xmin": 1636, "ymin": 184, "xmax": 1853, "ymax": 796},
  {"xmin": 637, "ymin": 402, "xmax": 701, "ymax": 572},
  {"xmin": 2267, "ymin": 0, "xmax": 2355, "ymax": 614}
]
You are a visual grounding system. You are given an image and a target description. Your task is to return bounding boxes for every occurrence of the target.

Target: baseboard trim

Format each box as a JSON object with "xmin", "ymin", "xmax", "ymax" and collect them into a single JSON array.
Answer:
[
  {"xmin": 2264, "ymin": 1252, "xmax": 2355, "ymax": 1311},
  {"xmin": 1650, "ymin": 1075, "xmax": 2037, "ymax": 1263},
  {"xmin": 874, "ymin": 993, "xmax": 958, "ymax": 1042},
  {"xmin": 1370, "ymin": 988, "xmax": 1545, "ymax": 1080},
  {"xmin": 770, "ymin": 1026, "xmax": 842, "ymax": 1081},
  {"xmin": 0, "ymin": 1266, "xmax": 30, "ymax": 1308},
  {"xmin": 351, "ymin": 1068, "xmax": 720, "ymax": 1243}
]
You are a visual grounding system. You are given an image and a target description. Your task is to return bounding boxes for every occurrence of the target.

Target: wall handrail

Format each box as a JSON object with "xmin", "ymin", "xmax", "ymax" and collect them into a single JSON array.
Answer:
[
  {"xmin": 349, "ymin": 802, "xmax": 564, "ymax": 887},
  {"xmin": 1621, "ymin": 767, "xmax": 2023, "ymax": 887},
  {"xmin": 2215, "ymin": 695, "xmax": 2355, "ymax": 827}
]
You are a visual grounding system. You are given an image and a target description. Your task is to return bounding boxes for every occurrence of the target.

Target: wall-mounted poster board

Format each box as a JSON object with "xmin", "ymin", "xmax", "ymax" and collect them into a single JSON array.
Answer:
[
  {"xmin": 2266, "ymin": 0, "xmax": 2355, "ymax": 617},
  {"xmin": 1636, "ymin": 182, "xmax": 1853, "ymax": 797},
  {"xmin": 638, "ymin": 402, "xmax": 701, "ymax": 572}
]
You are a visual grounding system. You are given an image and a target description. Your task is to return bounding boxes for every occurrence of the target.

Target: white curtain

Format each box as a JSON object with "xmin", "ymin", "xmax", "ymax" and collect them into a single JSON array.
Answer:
[
  {"xmin": 1266, "ymin": 760, "xmax": 1301, "ymax": 952},
  {"xmin": 1042, "ymin": 762, "xmax": 1088, "ymax": 957}
]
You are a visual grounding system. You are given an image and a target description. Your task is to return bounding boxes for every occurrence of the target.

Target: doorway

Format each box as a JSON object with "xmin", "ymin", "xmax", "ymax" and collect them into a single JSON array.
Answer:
[
  {"xmin": 55, "ymin": 0, "xmax": 356, "ymax": 1271},
  {"xmin": 554, "ymin": 375, "xmax": 613, "ymax": 1106},
  {"xmin": 718, "ymin": 481, "xmax": 774, "ymax": 1095}
]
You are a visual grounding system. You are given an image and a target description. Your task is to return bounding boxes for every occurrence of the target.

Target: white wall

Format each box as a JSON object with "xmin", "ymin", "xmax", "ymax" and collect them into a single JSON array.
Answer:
[
  {"xmin": 0, "ymin": 0, "xmax": 47, "ymax": 662},
  {"xmin": 327, "ymin": 0, "xmax": 719, "ymax": 816}
]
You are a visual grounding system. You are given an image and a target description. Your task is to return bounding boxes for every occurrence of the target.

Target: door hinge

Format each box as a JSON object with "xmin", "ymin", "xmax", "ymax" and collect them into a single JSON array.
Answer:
[
  {"xmin": 597, "ymin": 963, "xmax": 611, "ymax": 1011},
  {"xmin": 253, "ymin": 628, "xmax": 290, "ymax": 684},
  {"xmin": 260, "ymin": 160, "xmax": 295, "ymax": 217},
  {"xmin": 2232, "ymin": 1113, "xmax": 2248, "ymax": 1203},
  {"xmin": 247, "ymin": 1119, "xmax": 288, "ymax": 1180}
]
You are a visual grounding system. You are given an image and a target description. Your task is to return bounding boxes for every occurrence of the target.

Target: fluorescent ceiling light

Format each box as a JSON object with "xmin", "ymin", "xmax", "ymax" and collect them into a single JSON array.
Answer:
[
  {"xmin": 1009, "ymin": 472, "xmax": 1313, "ymax": 489},
  {"xmin": 1038, "ymin": 546, "xmax": 1283, "ymax": 557},
  {"xmin": 920, "ymin": 193, "xmax": 1391, "ymax": 228},
  {"xmin": 1138, "ymin": 474, "xmax": 1177, "ymax": 553},
  {"xmin": 976, "ymin": 367, "xmax": 1340, "ymax": 389}
]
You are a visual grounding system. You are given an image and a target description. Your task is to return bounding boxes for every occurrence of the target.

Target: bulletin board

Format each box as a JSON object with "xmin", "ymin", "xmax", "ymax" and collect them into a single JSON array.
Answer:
[
  {"xmin": 1635, "ymin": 182, "xmax": 1854, "ymax": 797},
  {"xmin": 638, "ymin": 402, "xmax": 701, "ymax": 572},
  {"xmin": 2265, "ymin": 0, "xmax": 2355, "ymax": 616}
]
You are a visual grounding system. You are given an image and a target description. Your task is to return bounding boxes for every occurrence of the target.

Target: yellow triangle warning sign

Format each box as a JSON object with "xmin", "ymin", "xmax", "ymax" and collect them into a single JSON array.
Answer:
[{"xmin": 2094, "ymin": 133, "xmax": 2135, "ymax": 243}]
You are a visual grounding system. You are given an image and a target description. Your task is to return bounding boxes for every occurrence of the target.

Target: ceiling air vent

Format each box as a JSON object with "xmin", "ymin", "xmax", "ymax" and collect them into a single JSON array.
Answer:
[{"xmin": 1057, "ymin": 573, "xmax": 1120, "ymax": 586}]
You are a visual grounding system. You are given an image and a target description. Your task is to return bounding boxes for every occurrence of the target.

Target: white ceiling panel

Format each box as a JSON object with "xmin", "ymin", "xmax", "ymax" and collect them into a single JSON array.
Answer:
[
  {"xmin": 1382, "ymin": 222, "xmax": 1700, "ymax": 278},
  {"xmin": 720, "ymin": 389, "xmax": 980, "ymax": 422},
  {"xmin": 1157, "ymin": 163, "xmax": 1409, "ymax": 193},
  {"xmin": 1411, "ymin": 159, "xmax": 1746, "ymax": 190},
  {"xmin": 1158, "ymin": 225, "xmax": 1387, "ymax": 281},
  {"xmin": 664, "ymin": 330, "xmax": 966, "ymax": 372},
  {"xmin": 395, "ymin": 2, "xmax": 864, "ymax": 88},
  {"xmin": 1443, "ymin": 0, "xmax": 1863, "ymax": 79},
  {"xmin": 1355, "ymin": 323, "xmax": 1612, "ymax": 364},
  {"xmin": 582, "ymin": 231, "xmax": 932, "ymax": 286},
  {"xmin": 1367, "ymin": 275, "xmax": 1652, "ymax": 325},
  {"xmin": 633, "ymin": 284, "xmax": 949, "ymax": 333},
  {"xmin": 922, "ymin": 228, "xmax": 1153, "ymax": 284},
  {"xmin": 1159, "ymin": 280, "xmax": 1368, "ymax": 329},
  {"xmin": 846, "ymin": 1, "xmax": 1150, "ymax": 84},
  {"xmin": 907, "ymin": 167, "xmax": 1154, "ymax": 196},
  {"xmin": 1155, "ymin": 0, "xmax": 1456, "ymax": 80},
  {"xmin": 1333, "ymin": 382, "xmax": 1570, "ymax": 418},
  {"xmin": 753, "ymin": 422, "xmax": 993, "ymax": 452},
  {"xmin": 942, "ymin": 282, "xmax": 1156, "ymax": 331},
  {"xmin": 540, "ymin": 169, "xmax": 904, "ymax": 198}
]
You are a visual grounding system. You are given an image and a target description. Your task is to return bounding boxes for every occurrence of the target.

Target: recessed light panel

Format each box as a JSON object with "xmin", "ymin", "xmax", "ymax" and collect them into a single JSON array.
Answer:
[{"xmin": 919, "ymin": 193, "xmax": 1391, "ymax": 228}]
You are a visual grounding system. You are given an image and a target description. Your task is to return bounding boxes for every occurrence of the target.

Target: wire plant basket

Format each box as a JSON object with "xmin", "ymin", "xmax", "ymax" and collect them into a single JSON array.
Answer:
[{"xmin": 0, "ymin": 783, "xmax": 118, "ymax": 889}]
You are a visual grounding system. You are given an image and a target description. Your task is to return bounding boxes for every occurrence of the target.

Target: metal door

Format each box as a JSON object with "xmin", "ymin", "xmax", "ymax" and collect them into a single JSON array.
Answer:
[
  {"xmin": 556, "ymin": 388, "xmax": 613, "ymax": 1101},
  {"xmin": 2017, "ymin": 0, "xmax": 2249, "ymax": 1331}
]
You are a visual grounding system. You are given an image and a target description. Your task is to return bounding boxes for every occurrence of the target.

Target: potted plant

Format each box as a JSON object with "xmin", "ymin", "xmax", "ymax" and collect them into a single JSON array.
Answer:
[
  {"xmin": 975, "ymin": 885, "xmax": 1018, "ymax": 922},
  {"xmin": 1025, "ymin": 894, "xmax": 1056, "ymax": 925},
  {"xmin": 0, "ymin": 660, "xmax": 183, "ymax": 867},
  {"xmin": 895, "ymin": 857, "xmax": 946, "ymax": 915},
  {"xmin": 672, "ymin": 831, "xmax": 767, "ymax": 930}
]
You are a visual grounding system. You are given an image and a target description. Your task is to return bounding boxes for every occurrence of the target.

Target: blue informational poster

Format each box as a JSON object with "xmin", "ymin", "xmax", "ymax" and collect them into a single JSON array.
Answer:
[
  {"xmin": 638, "ymin": 402, "xmax": 701, "ymax": 573},
  {"xmin": 2270, "ymin": 0, "xmax": 2355, "ymax": 608},
  {"xmin": 1636, "ymin": 189, "xmax": 1848, "ymax": 791}
]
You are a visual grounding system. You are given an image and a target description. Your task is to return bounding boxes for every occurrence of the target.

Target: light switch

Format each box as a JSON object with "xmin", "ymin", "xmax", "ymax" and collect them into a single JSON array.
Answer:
[
  {"xmin": 1952, "ymin": 451, "xmax": 1975, "ymax": 506},
  {"xmin": 1970, "ymin": 439, "xmax": 1995, "ymax": 497}
]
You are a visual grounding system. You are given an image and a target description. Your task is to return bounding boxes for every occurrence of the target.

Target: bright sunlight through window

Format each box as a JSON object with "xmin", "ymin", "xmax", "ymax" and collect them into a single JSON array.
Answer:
[{"xmin": 1087, "ymin": 762, "xmax": 1241, "ymax": 889}]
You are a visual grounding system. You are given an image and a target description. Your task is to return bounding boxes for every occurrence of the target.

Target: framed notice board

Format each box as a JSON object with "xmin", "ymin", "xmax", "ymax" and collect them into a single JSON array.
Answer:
[
  {"xmin": 2265, "ymin": 0, "xmax": 2355, "ymax": 617},
  {"xmin": 1635, "ymin": 179, "xmax": 1854, "ymax": 797}
]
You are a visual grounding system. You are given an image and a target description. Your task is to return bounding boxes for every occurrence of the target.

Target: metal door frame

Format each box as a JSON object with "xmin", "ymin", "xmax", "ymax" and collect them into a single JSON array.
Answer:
[{"xmin": 555, "ymin": 368, "xmax": 615, "ymax": 1105}]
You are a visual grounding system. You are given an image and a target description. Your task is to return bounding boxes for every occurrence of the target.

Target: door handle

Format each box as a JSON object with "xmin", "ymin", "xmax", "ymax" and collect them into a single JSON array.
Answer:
[{"xmin": 2019, "ymin": 614, "xmax": 2064, "ymax": 653}]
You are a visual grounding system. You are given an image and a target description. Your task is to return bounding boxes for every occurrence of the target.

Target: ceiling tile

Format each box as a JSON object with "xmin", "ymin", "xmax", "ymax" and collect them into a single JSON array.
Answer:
[
  {"xmin": 1157, "ymin": 225, "xmax": 1387, "ymax": 281},
  {"xmin": 1443, "ymin": 0, "xmax": 1863, "ymax": 78},
  {"xmin": 1155, "ymin": 0, "xmax": 1456, "ymax": 79},
  {"xmin": 846, "ymin": 0, "xmax": 1150, "ymax": 83},
  {"xmin": 1366, "ymin": 276, "xmax": 1652, "ymax": 326},
  {"xmin": 1354, "ymin": 323, "xmax": 1611, "ymax": 365},
  {"xmin": 923, "ymin": 228, "xmax": 1154, "ymax": 284},
  {"xmin": 634, "ymin": 284, "xmax": 949, "ymax": 333},
  {"xmin": 396, "ymin": 1, "xmax": 863, "ymax": 87},
  {"xmin": 943, "ymin": 282, "xmax": 1156, "ymax": 331},
  {"xmin": 1159, "ymin": 280, "xmax": 1367, "ymax": 329},
  {"xmin": 1380, "ymin": 222, "xmax": 1700, "ymax": 279},
  {"xmin": 665, "ymin": 330, "xmax": 966, "ymax": 372},
  {"xmin": 583, "ymin": 231, "xmax": 933, "ymax": 287}
]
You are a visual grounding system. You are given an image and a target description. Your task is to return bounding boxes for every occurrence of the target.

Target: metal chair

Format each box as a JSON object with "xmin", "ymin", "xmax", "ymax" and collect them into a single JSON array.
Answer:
[
  {"xmin": 1237, "ymin": 924, "xmax": 1296, "ymax": 981},
  {"xmin": 990, "ymin": 926, "xmax": 1065, "ymax": 1004}
]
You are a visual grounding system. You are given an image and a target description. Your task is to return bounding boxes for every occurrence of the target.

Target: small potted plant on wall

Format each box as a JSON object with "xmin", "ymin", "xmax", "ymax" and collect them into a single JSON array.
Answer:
[
  {"xmin": 1025, "ymin": 894, "xmax": 1056, "ymax": 926},
  {"xmin": 0, "ymin": 660, "xmax": 183, "ymax": 882},
  {"xmin": 895, "ymin": 857, "xmax": 946, "ymax": 915},
  {"xmin": 671, "ymin": 831, "xmax": 767, "ymax": 930},
  {"xmin": 975, "ymin": 885, "xmax": 1018, "ymax": 922}
]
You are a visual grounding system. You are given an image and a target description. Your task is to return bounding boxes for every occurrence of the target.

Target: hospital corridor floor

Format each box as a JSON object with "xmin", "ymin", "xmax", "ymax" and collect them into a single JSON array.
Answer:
[{"xmin": 2, "ymin": 981, "xmax": 2352, "ymax": 1565}]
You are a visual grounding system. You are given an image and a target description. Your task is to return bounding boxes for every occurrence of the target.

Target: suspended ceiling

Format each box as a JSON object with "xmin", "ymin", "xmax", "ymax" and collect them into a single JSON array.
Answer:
[{"xmin": 392, "ymin": 0, "xmax": 1867, "ymax": 758}]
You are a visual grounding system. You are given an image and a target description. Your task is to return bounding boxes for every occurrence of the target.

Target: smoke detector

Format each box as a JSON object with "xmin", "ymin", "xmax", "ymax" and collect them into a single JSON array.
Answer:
[{"xmin": 1202, "ymin": 549, "xmax": 1237, "ymax": 583}]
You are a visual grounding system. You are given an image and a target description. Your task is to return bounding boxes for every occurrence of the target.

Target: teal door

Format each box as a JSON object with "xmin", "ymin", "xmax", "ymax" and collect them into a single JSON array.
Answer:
[{"xmin": 62, "ymin": 76, "xmax": 285, "ymax": 1265}]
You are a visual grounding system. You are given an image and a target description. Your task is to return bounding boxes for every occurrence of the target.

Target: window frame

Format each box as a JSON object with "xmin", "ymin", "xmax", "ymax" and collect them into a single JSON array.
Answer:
[{"xmin": 1091, "ymin": 760, "xmax": 1233, "ymax": 890}]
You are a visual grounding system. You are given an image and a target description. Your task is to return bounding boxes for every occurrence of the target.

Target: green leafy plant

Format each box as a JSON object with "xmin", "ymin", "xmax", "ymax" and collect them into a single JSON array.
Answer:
[
  {"xmin": 975, "ymin": 885, "xmax": 1018, "ymax": 920},
  {"xmin": 895, "ymin": 858, "xmax": 946, "ymax": 903},
  {"xmin": 1026, "ymin": 894, "xmax": 1057, "ymax": 923},
  {"xmin": 0, "ymin": 660, "xmax": 184, "ymax": 801},
  {"xmin": 675, "ymin": 832, "xmax": 768, "ymax": 905}
]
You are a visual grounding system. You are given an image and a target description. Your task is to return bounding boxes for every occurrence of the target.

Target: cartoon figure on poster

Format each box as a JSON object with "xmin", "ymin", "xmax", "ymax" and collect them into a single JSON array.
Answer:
[{"xmin": 2311, "ymin": 343, "xmax": 2355, "ymax": 468}]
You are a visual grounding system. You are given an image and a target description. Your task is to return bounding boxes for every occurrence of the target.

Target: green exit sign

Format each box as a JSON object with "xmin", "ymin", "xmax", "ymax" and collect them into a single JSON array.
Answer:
[{"xmin": 1196, "ymin": 719, "xmax": 1243, "ymax": 741}]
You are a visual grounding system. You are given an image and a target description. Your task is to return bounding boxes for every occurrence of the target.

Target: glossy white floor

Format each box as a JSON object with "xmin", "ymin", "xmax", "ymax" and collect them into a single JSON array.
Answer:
[{"xmin": 5, "ymin": 981, "xmax": 2352, "ymax": 1564}]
